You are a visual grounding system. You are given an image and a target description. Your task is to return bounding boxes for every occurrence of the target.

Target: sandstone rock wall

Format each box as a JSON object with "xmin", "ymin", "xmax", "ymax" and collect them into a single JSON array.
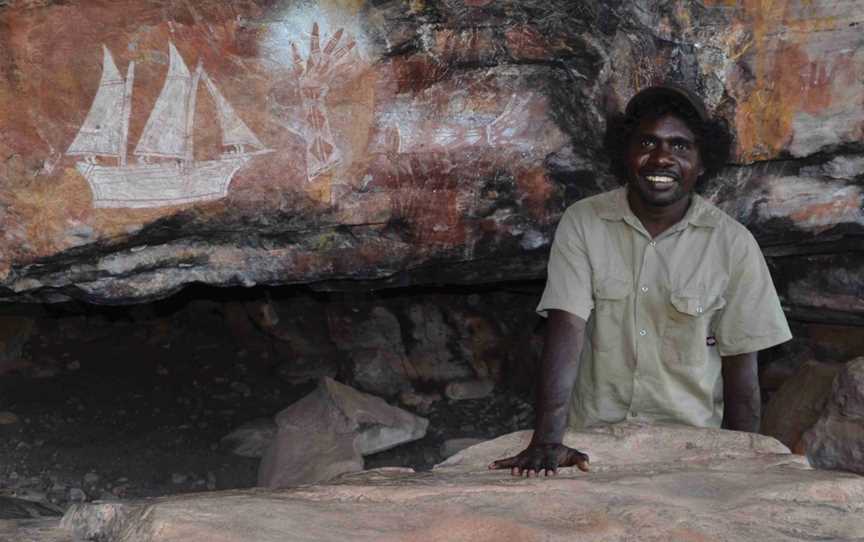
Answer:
[{"xmin": 0, "ymin": 0, "xmax": 859, "ymax": 310}]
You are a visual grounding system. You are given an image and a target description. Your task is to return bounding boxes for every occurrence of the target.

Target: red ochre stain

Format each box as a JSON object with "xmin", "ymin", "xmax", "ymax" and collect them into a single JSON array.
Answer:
[
  {"xmin": 515, "ymin": 167, "xmax": 554, "ymax": 221},
  {"xmin": 410, "ymin": 190, "xmax": 466, "ymax": 247},
  {"xmin": 722, "ymin": 0, "xmax": 846, "ymax": 161},
  {"xmin": 504, "ymin": 25, "xmax": 549, "ymax": 61},
  {"xmin": 734, "ymin": 41, "xmax": 809, "ymax": 161},
  {"xmin": 799, "ymin": 53, "xmax": 854, "ymax": 114},
  {"xmin": 788, "ymin": 194, "xmax": 862, "ymax": 228},
  {"xmin": 392, "ymin": 55, "xmax": 449, "ymax": 95}
]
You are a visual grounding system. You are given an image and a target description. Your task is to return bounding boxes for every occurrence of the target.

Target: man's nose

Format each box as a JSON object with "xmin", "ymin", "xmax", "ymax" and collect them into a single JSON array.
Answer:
[{"xmin": 648, "ymin": 145, "xmax": 674, "ymax": 166}]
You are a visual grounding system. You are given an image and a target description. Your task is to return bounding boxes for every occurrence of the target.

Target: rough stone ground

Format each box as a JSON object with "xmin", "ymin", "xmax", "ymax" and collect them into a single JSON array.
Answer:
[
  {"xmin": 52, "ymin": 424, "xmax": 864, "ymax": 542},
  {"xmin": 0, "ymin": 288, "xmax": 533, "ymax": 519}
]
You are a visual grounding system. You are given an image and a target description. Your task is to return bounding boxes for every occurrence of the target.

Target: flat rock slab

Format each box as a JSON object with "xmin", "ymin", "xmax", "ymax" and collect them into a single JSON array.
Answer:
[{"xmin": 62, "ymin": 424, "xmax": 864, "ymax": 541}]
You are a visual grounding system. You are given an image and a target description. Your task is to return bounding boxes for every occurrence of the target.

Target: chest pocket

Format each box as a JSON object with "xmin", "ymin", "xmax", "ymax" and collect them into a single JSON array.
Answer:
[
  {"xmin": 591, "ymin": 277, "xmax": 631, "ymax": 353},
  {"xmin": 662, "ymin": 290, "xmax": 726, "ymax": 369}
]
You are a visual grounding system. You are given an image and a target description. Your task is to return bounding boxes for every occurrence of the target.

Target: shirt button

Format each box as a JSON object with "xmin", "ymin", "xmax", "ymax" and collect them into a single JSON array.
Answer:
[
  {"xmin": 640, "ymin": 286, "xmax": 648, "ymax": 293},
  {"xmin": 639, "ymin": 329, "xmax": 647, "ymax": 336},
  {"xmin": 696, "ymin": 306, "xmax": 704, "ymax": 313},
  {"xmin": 649, "ymin": 241, "xmax": 656, "ymax": 247}
]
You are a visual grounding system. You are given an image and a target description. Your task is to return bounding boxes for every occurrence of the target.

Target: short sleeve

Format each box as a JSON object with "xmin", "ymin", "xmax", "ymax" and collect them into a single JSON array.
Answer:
[
  {"xmin": 715, "ymin": 231, "xmax": 792, "ymax": 356},
  {"xmin": 536, "ymin": 207, "xmax": 594, "ymax": 320}
]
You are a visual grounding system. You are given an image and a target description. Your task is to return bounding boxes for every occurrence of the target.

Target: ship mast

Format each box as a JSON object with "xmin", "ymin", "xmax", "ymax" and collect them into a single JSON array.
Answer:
[
  {"xmin": 119, "ymin": 62, "xmax": 135, "ymax": 167},
  {"xmin": 184, "ymin": 61, "xmax": 204, "ymax": 167}
]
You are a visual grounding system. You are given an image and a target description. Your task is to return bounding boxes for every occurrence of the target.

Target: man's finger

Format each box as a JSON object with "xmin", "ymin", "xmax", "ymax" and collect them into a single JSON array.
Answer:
[
  {"xmin": 562, "ymin": 449, "xmax": 590, "ymax": 470},
  {"xmin": 530, "ymin": 459, "xmax": 544, "ymax": 475},
  {"xmin": 488, "ymin": 456, "xmax": 517, "ymax": 470}
]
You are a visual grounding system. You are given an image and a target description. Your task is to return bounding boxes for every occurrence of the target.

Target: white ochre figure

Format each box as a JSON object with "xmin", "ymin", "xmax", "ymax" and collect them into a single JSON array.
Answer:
[{"xmin": 67, "ymin": 43, "xmax": 271, "ymax": 209}]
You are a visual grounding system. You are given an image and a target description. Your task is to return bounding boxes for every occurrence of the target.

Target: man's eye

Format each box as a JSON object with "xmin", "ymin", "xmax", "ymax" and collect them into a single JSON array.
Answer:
[
  {"xmin": 640, "ymin": 138, "xmax": 654, "ymax": 148},
  {"xmin": 673, "ymin": 142, "xmax": 691, "ymax": 151}
]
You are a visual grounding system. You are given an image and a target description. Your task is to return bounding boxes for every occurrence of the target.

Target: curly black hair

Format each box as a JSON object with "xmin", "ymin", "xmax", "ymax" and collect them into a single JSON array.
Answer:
[{"xmin": 603, "ymin": 93, "xmax": 732, "ymax": 187}]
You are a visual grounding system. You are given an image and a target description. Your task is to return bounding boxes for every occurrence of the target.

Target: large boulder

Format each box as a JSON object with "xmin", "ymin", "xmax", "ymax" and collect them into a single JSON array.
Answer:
[
  {"xmin": 60, "ymin": 423, "xmax": 864, "ymax": 542},
  {"xmin": 258, "ymin": 377, "xmax": 428, "ymax": 488},
  {"xmin": 801, "ymin": 356, "xmax": 864, "ymax": 474},
  {"xmin": 761, "ymin": 360, "xmax": 841, "ymax": 452}
]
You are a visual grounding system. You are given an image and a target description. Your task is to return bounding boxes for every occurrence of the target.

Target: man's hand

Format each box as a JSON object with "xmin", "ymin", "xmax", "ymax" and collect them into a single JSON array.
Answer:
[
  {"xmin": 488, "ymin": 442, "xmax": 589, "ymax": 476},
  {"xmin": 487, "ymin": 310, "xmax": 587, "ymax": 477}
]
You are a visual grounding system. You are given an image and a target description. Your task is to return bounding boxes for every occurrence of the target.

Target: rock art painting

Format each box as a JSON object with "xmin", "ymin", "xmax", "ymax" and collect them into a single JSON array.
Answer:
[
  {"xmin": 67, "ymin": 43, "xmax": 271, "ymax": 209},
  {"xmin": 388, "ymin": 93, "xmax": 544, "ymax": 154},
  {"xmin": 1, "ymin": 0, "xmax": 862, "ymax": 304},
  {"xmin": 264, "ymin": 16, "xmax": 366, "ymax": 184},
  {"xmin": 291, "ymin": 22, "xmax": 356, "ymax": 181}
]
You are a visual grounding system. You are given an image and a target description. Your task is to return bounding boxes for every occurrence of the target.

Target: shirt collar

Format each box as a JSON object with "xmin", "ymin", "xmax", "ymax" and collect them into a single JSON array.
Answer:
[{"xmin": 595, "ymin": 186, "xmax": 722, "ymax": 229}]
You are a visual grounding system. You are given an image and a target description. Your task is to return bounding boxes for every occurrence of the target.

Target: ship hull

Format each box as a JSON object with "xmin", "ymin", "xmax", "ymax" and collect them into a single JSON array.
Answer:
[{"xmin": 76, "ymin": 158, "xmax": 249, "ymax": 208}]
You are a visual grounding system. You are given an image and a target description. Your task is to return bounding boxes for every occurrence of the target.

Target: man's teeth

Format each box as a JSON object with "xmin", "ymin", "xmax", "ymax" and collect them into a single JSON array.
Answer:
[{"xmin": 646, "ymin": 175, "xmax": 675, "ymax": 183}]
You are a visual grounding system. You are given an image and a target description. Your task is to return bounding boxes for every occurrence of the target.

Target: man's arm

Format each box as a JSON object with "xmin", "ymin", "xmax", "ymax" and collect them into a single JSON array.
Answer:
[
  {"xmin": 721, "ymin": 352, "xmax": 760, "ymax": 432},
  {"xmin": 532, "ymin": 310, "xmax": 587, "ymax": 445},
  {"xmin": 489, "ymin": 309, "xmax": 589, "ymax": 476}
]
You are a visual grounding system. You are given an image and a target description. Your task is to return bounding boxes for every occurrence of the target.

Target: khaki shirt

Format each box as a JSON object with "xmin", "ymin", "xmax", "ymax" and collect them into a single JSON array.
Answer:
[{"xmin": 537, "ymin": 187, "xmax": 792, "ymax": 429}]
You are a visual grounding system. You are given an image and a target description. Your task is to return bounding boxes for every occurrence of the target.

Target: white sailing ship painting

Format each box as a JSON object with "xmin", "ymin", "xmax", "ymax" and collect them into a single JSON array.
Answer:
[{"xmin": 67, "ymin": 43, "xmax": 271, "ymax": 208}]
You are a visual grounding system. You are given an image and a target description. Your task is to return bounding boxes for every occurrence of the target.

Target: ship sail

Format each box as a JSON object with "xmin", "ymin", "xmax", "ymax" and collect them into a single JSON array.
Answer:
[
  {"xmin": 67, "ymin": 46, "xmax": 127, "ymax": 157},
  {"xmin": 202, "ymin": 70, "xmax": 264, "ymax": 149},
  {"xmin": 134, "ymin": 42, "xmax": 192, "ymax": 159}
]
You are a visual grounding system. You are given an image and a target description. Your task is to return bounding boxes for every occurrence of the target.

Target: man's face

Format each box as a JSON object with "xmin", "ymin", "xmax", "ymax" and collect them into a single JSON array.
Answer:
[{"xmin": 625, "ymin": 113, "xmax": 704, "ymax": 208}]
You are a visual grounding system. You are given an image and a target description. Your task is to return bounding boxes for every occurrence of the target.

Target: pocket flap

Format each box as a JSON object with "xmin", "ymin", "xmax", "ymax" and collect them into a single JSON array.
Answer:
[
  {"xmin": 594, "ymin": 277, "xmax": 631, "ymax": 300},
  {"xmin": 670, "ymin": 291, "xmax": 726, "ymax": 316}
]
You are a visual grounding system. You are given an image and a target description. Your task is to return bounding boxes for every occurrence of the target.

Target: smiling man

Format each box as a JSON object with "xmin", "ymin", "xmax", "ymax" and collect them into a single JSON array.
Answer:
[{"xmin": 490, "ymin": 84, "xmax": 792, "ymax": 477}]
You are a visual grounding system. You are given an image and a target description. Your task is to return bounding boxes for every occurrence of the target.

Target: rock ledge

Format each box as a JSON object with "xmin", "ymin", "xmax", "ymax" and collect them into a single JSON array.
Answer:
[{"xmin": 61, "ymin": 423, "xmax": 864, "ymax": 542}]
